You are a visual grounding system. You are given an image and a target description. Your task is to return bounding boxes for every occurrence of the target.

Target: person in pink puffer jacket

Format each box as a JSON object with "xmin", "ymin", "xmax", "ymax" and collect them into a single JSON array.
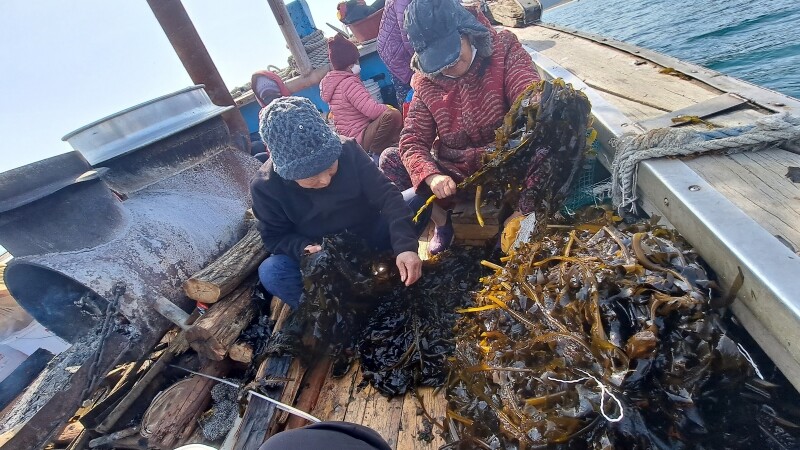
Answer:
[{"xmin": 320, "ymin": 34, "xmax": 402, "ymax": 156}]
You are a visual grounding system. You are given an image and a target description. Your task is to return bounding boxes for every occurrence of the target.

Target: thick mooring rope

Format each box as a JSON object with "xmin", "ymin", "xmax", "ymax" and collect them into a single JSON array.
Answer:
[
  {"xmin": 274, "ymin": 29, "xmax": 331, "ymax": 81},
  {"xmin": 611, "ymin": 113, "xmax": 800, "ymax": 212},
  {"xmin": 302, "ymin": 29, "xmax": 330, "ymax": 68}
]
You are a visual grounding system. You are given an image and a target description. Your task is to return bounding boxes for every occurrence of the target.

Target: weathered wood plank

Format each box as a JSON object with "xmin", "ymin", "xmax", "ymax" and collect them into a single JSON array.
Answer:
[
  {"xmin": 143, "ymin": 360, "xmax": 228, "ymax": 449},
  {"xmin": 342, "ymin": 371, "xmax": 373, "ymax": 425},
  {"xmin": 232, "ymin": 356, "xmax": 292, "ymax": 450},
  {"xmin": 397, "ymin": 388, "xmax": 447, "ymax": 449},
  {"xmin": 362, "ymin": 393, "xmax": 404, "ymax": 449},
  {"xmin": 310, "ymin": 363, "xmax": 359, "ymax": 422},
  {"xmin": 269, "ymin": 359, "xmax": 306, "ymax": 432},
  {"xmin": 231, "ymin": 302, "xmax": 293, "ymax": 450},
  {"xmin": 511, "ymin": 26, "xmax": 720, "ymax": 119},
  {"xmin": 185, "ymin": 282, "xmax": 257, "ymax": 361},
  {"xmin": 284, "ymin": 359, "xmax": 331, "ymax": 430},
  {"xmin": 183, "ymin": 223, "xmax": 267, "ymax": 304},
  {"xmin": 684, "ymin": 148, "xmax": 800, "ymax": 251}
]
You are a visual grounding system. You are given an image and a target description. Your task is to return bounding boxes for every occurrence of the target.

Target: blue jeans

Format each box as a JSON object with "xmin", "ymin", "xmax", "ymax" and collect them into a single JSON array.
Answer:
[
  {"xmin": 258, "ymin": 188, "xmax": 430, "ymax": 309},
  {"xmin": 258, "ymin": 254, "xmax": 303, "ymax": 309}
]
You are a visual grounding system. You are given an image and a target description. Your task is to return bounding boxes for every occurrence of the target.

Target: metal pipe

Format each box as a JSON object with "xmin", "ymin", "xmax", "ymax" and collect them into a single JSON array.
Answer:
[{"xmin": 146, "ymin": 0, "xmax": 251, "ymax": 152}]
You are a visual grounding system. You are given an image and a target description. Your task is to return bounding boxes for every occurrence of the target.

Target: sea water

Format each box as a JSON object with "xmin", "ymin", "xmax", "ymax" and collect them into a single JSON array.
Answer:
[{"xmin": 543, "ymin": 0, "xmax": 800, "ymax": 99}]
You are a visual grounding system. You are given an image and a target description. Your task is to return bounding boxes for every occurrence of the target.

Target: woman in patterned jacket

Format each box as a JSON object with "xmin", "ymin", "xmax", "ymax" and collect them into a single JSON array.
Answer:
[{"xmin": 379, "ymin": 0, "xmax": 541, "ymax": 253}]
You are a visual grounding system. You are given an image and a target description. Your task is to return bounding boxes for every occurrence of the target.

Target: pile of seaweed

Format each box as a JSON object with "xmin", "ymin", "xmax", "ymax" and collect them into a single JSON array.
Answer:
[
  {"xmin": 295, "ymin": 233, "xmax": 489, "ymax": 396},
  {"xmin": 445, "ymin": 208, "xmax": 800, "ymax": 449}
]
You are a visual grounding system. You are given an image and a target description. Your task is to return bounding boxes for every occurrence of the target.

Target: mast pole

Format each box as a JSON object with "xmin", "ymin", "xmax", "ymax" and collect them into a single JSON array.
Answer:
[{"xmin": 266, "ymin": 0, "xmax": 314, "ymax": 76}]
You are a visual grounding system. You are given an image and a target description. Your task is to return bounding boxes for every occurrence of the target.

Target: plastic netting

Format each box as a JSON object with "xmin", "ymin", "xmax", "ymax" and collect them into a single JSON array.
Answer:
[{"xmin": 562, "ymin": 132, "xmax": 610, "ymax": 214}]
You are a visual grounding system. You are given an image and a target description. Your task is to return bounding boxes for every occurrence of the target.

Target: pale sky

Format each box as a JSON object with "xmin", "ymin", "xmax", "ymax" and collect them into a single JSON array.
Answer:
[{"xmin": 0, "ymin": 0, "xmax": 340, "ymax": 174}]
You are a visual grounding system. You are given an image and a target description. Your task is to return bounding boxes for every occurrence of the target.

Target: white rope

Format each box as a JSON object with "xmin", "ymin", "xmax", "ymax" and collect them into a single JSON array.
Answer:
[
  {"xmin": 737, "ymin": 343, "xmax": 765, "ymax": 380},
  {"xmin": 611, "ymin": 113, "xmax": 800, "ymax": 212},
  {"xmin": 547, "ymin": 368, "xmax": 624, "ymax": 422}
]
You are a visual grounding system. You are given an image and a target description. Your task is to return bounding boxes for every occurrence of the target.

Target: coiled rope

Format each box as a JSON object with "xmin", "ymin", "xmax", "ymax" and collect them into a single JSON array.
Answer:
[
  {"xmin": 611, "ymin": 113, "xmax": 800, "ymax": 212},
  {"xmin": 277, "ymin": 29, "xmax": 331, "ymax": 80}
]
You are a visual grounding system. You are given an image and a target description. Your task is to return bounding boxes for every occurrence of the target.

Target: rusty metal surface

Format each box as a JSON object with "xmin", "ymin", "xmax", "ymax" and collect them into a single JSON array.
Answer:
[
  {"xmin": 0, "ymin": 151, "xmax": 94, "ymax": 213},
  {"xmin": 5, "ymin": 148, "xmax": 260, "ymax": 342},
  {"xmin": 0, "ymin": 150, "xmax": 123, "ymax": 258}
]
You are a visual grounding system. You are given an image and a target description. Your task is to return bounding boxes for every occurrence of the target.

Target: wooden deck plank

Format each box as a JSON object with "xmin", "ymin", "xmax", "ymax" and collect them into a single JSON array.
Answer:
[
  {"xmin": 362, "ymin": 393, "xmax": 404, "ymax": 448},
  {"xmin": 684, "ymin": 148, "xmax": 800, "ymax": 252},
  {"xmin": 511, "ymin": 25, "xmax": 800, "ymax": 258},
  {"xmin": 511, "ymin": 26, "xmax": 721, "ymax": 121},
  {"xmin": 342, "ymin": 375, "xmax": 373, "ymax": 425},
  {"xmin": 269, "ymin": 359, "xmax": 306, "ymax": 433},
  {"xmin": 397, "ymin": 388, "xmax": 447, "ymax": 449},
  {"xmin": 310, "ymin": 363, "xmax": 359, "ymax": 422}
]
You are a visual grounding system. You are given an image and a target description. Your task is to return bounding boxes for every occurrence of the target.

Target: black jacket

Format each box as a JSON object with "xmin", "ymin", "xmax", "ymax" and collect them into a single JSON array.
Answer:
[{"xmin": 250, "ymin": 140, "xmax": 418, "ymax": 262}]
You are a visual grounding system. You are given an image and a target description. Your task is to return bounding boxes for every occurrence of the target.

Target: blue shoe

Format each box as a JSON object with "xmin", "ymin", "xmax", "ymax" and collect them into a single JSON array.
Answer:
[{"xmin": 429, "ymin": 213, "xmax": 454, "ymax": 255}]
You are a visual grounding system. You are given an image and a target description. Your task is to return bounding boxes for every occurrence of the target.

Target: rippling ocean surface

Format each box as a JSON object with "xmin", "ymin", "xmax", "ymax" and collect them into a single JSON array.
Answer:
[{"xmin": 543, "ymin": 0, "xmax": 800, "ymax": 99}]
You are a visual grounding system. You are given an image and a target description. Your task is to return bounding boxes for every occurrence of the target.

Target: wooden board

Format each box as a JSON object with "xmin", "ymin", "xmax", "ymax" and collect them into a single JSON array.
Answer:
[
  {"xmin": 396, "ymin": 388, "xmax": 447, "ymax": 450},
  {"xmin": 305, "ymin": 362, "xmax": 447, "ymax": 449},
  {"xmin": 684, "ymin": 148, "xmax": 800, "ymax": 252},
  {"xmin": 510, "ymin": 26, "xmax": 721, "ymax": 123}
]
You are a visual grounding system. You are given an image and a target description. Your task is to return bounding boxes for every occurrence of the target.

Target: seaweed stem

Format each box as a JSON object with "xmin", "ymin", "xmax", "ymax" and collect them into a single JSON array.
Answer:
[
  {"xmin": 475, "ymin": 185, "xmax": 485, "ymax": 227},
  {"xmin": 481, "ymin": 260, "xmax": 504, "ymax": 271}
]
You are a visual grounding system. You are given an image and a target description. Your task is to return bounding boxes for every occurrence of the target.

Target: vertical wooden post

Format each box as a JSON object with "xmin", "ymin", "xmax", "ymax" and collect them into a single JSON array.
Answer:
[
  {"xmin": 147, "ymin": 0, "xmax": 251, "ymax": 152},
  {"xmin": 266, "ymin": 0, "xmax": 314, "ymax": 76}
]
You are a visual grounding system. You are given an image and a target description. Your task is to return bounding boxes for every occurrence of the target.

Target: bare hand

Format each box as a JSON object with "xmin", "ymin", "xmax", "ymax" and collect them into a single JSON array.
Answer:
[
  {"xmin": 395, "ymin": 251, "xmax": 422, "ymax": 286},
  {"xmin": 304, "ymin": 244, "xmax": 322, "ymax": 254},
  {"xmin": 425, "ymin": 174, "xmax": 457, "ymax": 199}
]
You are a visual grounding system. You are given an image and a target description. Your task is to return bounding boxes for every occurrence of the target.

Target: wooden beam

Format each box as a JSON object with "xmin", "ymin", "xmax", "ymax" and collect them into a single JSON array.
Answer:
[
  {"xmin": 183, "ymin": 223, "xmax": 268, "ymax": 304},
  {"xmin": 230, "ymin": 303, "xmax": 292, "ymax": 450},
  {"xmin": 0, "ymin": 348, "xmax": 54, "ymax": 411},
  {"xmin": 88, "ymin": 426, "xmax": 140, "ymax": 449},
  {"xmin": 142, "ymin": 359, "xmax": 228, "ymax": 449},
  {"xmin": 185, "ymin": 282, "xmax": 258, "ymax": 361},
  {"xmin": 283, "ymin": 359, "xmax": 331, "ymax": 430},
  {"xmin": 266, "ymin": 0, "xmax": 313, "ymax": 76},
  {"xmin": 228, "ymin": 342, "xmax": 254, "ymax": 365}
]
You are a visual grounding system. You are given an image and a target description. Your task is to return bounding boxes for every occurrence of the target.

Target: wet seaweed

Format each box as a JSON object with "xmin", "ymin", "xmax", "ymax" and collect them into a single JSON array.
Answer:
[
  {"xmin": 446, "ymin": 209, "xmax": 800, "ymax": 449},
  {"xmin": 414, "ymin": 78, "xmax": 592, "ymax": 222},
  {"xmin": 294, "ymin": 233, "xmax": 489, "ymax": 396}
]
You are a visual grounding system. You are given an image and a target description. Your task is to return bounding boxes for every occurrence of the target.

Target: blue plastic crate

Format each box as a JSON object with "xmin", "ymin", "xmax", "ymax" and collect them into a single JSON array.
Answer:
[{"xmin": 286, "ymin": 0, "xmax": 316, "ymax": 38}]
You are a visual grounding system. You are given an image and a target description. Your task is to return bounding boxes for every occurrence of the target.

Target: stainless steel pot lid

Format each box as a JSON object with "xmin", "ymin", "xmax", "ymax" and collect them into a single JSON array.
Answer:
[{"xmin": 62, "ymin": 85, "xmax": 233, "ymax": 166}]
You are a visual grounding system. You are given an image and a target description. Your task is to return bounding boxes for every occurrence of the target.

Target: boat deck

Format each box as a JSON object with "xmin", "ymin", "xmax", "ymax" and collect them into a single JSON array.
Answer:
[
  {"xmin": 224, "ymin": 24, "xmax": 800, "ymax": 449},
  {"xmin": 513, "ymin": 24, "xmax": 800, "ymax": 252}
]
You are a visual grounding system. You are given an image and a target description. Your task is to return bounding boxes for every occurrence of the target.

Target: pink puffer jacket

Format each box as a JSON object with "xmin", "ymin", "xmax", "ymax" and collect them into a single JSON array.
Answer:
[{"xmin": 320, "ymin": 70, "xmax": 388, "ymax": 144}]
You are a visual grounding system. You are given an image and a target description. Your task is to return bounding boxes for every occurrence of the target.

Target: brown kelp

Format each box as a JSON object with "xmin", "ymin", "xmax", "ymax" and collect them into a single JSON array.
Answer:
[
  {"xmin": 446, "ymin": 209, "xmax": 800, "ymax": 449},
  {"xmin": 295, "ymin": 233, "xmax": 488, "ymax": 396},
  {"xmin": 414, "ymin": 78, "xmax": 592, "ymax": 222}
]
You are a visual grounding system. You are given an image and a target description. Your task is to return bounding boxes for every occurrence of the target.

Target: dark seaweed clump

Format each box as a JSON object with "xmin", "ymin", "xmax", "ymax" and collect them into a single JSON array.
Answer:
[
  {"xmin": 295, "ymin": 233, "xmax": 488, "ymax": 396},
  {"xmin": 445, "ymin": 209, "xmax": 800, "ymax": 449}
]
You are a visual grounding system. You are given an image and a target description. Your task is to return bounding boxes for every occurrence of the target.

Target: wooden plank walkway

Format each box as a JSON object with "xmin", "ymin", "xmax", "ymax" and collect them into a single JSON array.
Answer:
[{"xmin": 310, "ymin": 363, "xmax": 447, "ymax": 449}]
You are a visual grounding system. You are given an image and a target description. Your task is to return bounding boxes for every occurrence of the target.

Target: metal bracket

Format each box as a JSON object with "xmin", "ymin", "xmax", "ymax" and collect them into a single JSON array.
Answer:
[{"xmin": 637, "ymin": 93, "xmax": 749, "ymax": 130}]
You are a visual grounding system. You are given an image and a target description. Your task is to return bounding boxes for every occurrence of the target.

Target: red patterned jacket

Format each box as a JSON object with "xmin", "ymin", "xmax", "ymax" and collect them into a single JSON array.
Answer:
[{"xmin": 399, "ymin": 23, "xmax": 540, "ymax": 189}]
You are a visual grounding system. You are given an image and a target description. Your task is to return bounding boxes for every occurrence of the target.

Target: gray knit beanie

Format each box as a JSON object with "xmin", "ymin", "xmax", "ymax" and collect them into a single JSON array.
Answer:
[{"xmin": 259, "ymin": 96, "xmax": 342, "ymax": 180}]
